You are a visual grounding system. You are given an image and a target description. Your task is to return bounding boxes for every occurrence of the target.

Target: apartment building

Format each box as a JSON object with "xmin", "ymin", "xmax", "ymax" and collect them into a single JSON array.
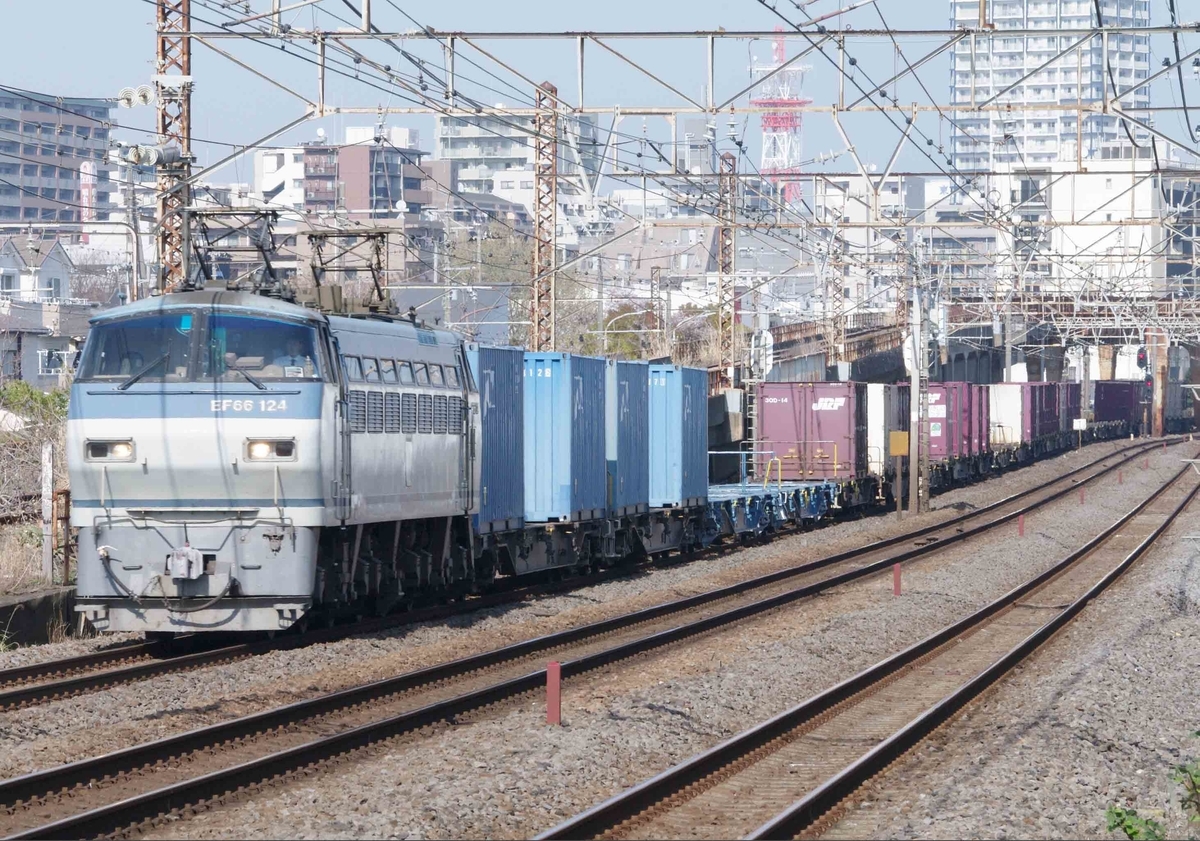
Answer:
[
  {"xmin": 0, "ymin": 90, "xmax": 116, "ymax": 230},
  {"xmin": 949, "ymin": 0, "xmax": 1151, "ymax": 170}
]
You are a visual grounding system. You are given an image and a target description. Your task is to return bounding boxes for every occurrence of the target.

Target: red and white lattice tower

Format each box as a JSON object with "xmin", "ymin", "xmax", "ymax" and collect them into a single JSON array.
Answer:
[{"xmin": 750, "ymin": 29, "xmax": 811, "ymax": 205}]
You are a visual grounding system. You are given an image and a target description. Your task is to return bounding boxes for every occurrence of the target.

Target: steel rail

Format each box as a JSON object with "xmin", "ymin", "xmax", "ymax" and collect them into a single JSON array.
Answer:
[
  {"xmin": 0, "ymin": 640, "xmax": 171, "ymax": 691},
  {"xmin": 749, "ymin": 465, "xmax": 1200, "ymax": 840},
  {"xmin": 1, "ymin": 441, "xmax": 1175, "ymax": 839},
  {"xmin": 0, "ymin": 563, "xmax": 662, "ymax": 710},
  {"xmin": 536, "ymin": 454, "xmax": 1198, "ymax": 841},
  {"xmin": 0, "ymin": 438, "xmax": 1159, "ymax": 711}
]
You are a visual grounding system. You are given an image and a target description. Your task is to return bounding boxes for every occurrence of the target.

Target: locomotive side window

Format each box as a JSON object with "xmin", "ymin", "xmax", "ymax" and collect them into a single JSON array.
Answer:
[
  {"xmin": 343, "ymin": 356, "xmax": 363, "ymax": 382},
  {"xmin": 413, "ymin": 363, "xmax": 430, "ymax": 386},
  {"xmin": 362, "ymin": 357, "xmax": 380, "ymax": 383},
  {"xmin": 428, "ymin": 364, "xmax": 445, "ymax": 387},
  {"xmin": 380, "ymin": 359, "xmax": 398, "ymax": 384},
  {"xmin": 445, "ymin": 366, "xmax": 461, "ymax": 388},
  {"xmin": 398, "ymin": 362, "xmax": 414, "ymax": 385}
]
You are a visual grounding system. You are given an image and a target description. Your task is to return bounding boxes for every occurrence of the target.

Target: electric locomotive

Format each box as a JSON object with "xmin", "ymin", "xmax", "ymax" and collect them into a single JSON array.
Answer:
[{"xmin": 68, "ymin": 291, "xmax": 479, "ymax": 634}]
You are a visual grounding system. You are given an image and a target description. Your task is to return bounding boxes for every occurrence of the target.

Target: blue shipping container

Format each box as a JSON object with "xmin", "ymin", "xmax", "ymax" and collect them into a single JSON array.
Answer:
[
  {"xmin": 606, "ymin": 360, "xmax": 650, "ymax": 516},
  {"xmin": 465, "ymin": 344, "xmax": 525, "ymax": 533},
  {"xmin": 648, "ymin": 364, "xmax": 709, "ymax": 507},
  {"xmin": 523, "ymin": 353, "xmax": 607, "ymax": 522}
]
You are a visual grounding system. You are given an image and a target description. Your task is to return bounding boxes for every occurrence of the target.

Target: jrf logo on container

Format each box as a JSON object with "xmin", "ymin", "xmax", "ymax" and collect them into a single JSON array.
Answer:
[{"xmin": 812, "ymin": 397, "xmax": 847, "ymax": 411}]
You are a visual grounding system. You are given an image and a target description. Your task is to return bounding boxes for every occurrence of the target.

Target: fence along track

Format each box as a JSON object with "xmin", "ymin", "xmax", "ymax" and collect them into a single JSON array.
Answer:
[
  {"xmin": 537, "ymin": 453, "xmax": 1200, "ymax": 841},
  {"xmin": 0, "ymin": 441, "xmax": 1176, "ymax": 840}
]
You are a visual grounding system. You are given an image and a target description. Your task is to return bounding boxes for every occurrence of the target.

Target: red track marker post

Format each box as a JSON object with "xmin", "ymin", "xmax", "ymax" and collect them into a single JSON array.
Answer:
[
  {"xmin": 1018, "ymin": 513, "xmax": 1025, "ymax": 537},
  {"xmin": 893, "ymin": 563, "xmax": 901, "ymax": 596},
  {"xmin": 1119, "ymin": 470, "xmax": 1123, "ymax": 484},
  {"xmin": 546, "ymin": 662, "xmax": 562, "ymax": 726},
  {"xmin": 1144, "ymin": 458, "xmax": 1150, "ymax": 470},
  {"xmin": 1079, "ymin": 487, "xmax": 1085, "ymax": 505}
]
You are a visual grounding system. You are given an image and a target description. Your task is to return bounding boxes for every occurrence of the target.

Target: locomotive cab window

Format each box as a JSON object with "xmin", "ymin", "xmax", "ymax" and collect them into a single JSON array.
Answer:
[
  {"xmin": 398, "ymin": 362, "xmax": 414, "ymax": 385},
  {"xmin": 445, "ymin": 366, "xmax": 461, "ymax": 388},
  {"xmin": 205, "ymin": 314, "xmax": 324, "ymax": 382},
  {"xmin": 380, "ymin": 359, "xmax": 398, "ymax": 384},
  {"xmin": 413, "ymin": 362, "xmax": 430, "ymax": 386},
  {"xmin": 76, "ymin": 312, "xmax": 195, "ymax": 383},
  {"xmin": 428, "ymin": 364, "xmax": 444, "ymax": 387},
  {"xmin": 343, "ymin": 356, "xmax": 363, "ymax": 382},
  {"xmin": 362, "ymin": 357, "xmax": 380, "ymax": 383}
]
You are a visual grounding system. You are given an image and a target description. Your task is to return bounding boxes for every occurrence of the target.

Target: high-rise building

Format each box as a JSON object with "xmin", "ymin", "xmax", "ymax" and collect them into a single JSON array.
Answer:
[
  {"xmin": 0, "ymin": 89, "xmax": 116, "ymax": 231},
  {"xmin": 949, "ymin": 0, "xmax": 1151, "ymax": 170}
]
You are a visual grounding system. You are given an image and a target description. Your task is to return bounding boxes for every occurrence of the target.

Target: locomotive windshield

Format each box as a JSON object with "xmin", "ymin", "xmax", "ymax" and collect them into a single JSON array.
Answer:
[
  {"xmin": 202, "ymin": 313, "xmax": 324, "ymax": 383},
  {"xmin": 76, "ymin": 312, "xmax": 196, "ymax": 383},
  {"xmin": 77, "ymin": 310, "xmax": 325, "ymax": 384}
]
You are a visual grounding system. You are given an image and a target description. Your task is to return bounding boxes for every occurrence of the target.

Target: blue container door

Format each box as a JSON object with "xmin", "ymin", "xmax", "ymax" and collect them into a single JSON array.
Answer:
[
  {"xmin": 523, "ymin": 353, "xmax": 572, "ymax": 521},
  {"xmin": 467, "ymin": 345, "xmax": 524, "ymax": 532},
  {"xmin": 681, "ymin": 367, "xmax": 709, "ymax": 504},
  {"xmin": 606, "ymin": 360, "xmax": 649, "ymax": 515},
  {"xmin": 569, "ymin": 355, "xmax": 608, "ymax": 518},
  {"xmin": 649, "ymin": 365, "xmax": 682, "ymax": 507}
]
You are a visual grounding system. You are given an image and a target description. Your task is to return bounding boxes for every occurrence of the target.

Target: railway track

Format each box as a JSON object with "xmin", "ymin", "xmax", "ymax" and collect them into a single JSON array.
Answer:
[
  {"xmin": 538, "ymin": 453, "xmax": 1200, "ymax": 841},
  {"xmin": 0, "ymin": 560, "xmax": 683, "ymax": 710},
  {"xmin": 0, "ymin": 440, "xmax": 1176, "ymax": 839},
  {"xmin": 0, "ymin": 438, "xmax": 1165, "ymax": 713}
]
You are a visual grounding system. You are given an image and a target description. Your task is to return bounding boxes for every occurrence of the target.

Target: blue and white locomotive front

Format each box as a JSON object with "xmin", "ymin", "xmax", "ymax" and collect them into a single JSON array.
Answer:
[{"xmin": 68, "ymin": 291, "xmax": 338, "ymax": 633}]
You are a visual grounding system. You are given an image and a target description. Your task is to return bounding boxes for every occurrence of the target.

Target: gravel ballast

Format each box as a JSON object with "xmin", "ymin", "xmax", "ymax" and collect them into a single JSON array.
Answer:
[
  {"xmin": 136, "ymin": 445, "xmax": 1186, "ymax": 840},
  {"xmin": 0, "ymin": 441, "xmax": 1146, "ymax": 783},
  {"xmin": 820, "ymin": 481, "xmax": 1200, "ymax": 839}
]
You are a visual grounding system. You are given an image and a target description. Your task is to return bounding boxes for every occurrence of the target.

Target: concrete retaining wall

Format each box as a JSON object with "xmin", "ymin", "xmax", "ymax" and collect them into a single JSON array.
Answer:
[{"xmin": 0, "ymin": 587, "xmax": 75, "ymax": 647}]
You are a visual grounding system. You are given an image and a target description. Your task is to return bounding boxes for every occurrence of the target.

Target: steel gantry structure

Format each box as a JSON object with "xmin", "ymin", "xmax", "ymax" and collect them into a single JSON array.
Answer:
[{"xmin": 146, "ymin": 1, "xmax": 1200, "ymax": 379}]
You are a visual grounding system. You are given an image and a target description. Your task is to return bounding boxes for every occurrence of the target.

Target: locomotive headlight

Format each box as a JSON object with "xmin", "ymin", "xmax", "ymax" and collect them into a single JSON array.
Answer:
[
  {"xmin": 85, "ymin": 440, "xmax": 135, "ymax": 461},
  {"xmin": 245, "ymin": 439, "xmax": 296, "ymax": 460}
]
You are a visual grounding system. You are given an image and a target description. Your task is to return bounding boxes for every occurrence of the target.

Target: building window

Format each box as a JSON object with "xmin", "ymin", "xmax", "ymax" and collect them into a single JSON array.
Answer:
[
  {"xmin": 39, "ymin": 349, "xmax": 65, "ymax": 376},
  {"xmin": 500, "ymin": 180, "xmax": 514, "ymax": 189}
]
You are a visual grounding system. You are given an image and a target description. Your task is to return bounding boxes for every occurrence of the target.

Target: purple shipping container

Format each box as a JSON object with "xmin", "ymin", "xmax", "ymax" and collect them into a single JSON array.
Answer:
[
  {"xmin": 1059, "ymin": 382, "xmax": 1082, "ymax": 432},
  {"xmin": 952, "ymin": 382, "xmax": 973, "ymax": 456},
  {"xmin": 1094, "ymin": 381, "xmax": 1142, "ymax": 424},
  {"xmin": 757, "ymin": 382, "xmax": 868, "ymax": 480},
  {"xmin": 965, "ymin": 383, "xmax": 989, "ymax": 456},
  {"xmin": 1036, "ymin": 383, "xmax": 1060, "ymax": 439},
  {"xmin": 927, "ymin": 383, "xmax": 970, "ymax": 461}
]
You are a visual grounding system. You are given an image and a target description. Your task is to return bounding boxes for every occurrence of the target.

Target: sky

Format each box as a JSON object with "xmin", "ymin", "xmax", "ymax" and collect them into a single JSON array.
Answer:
[{"xmin": 1, "ymin": 1, "xmax": 1195, "ymax": 190}]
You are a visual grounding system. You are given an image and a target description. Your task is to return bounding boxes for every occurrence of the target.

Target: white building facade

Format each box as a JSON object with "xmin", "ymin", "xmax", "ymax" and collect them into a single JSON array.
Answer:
[
  {"xmin": 434, "ymin": 113, "xmax": 601, "ymax": 194},
  {"xmin": 949, "ymin": 0, "xmax": 1151, "ymax": 170}
]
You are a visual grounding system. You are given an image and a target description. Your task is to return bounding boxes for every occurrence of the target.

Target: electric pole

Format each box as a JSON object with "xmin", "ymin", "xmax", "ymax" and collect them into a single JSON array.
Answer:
[
  {"xmin": 530, "ymin": 81, "xmax": 558, "ymax": 351},
  {"xmin": 155, "ymin": 0, "xmax": 193, "ymax": 293},
  {"xmin": 717, "ymin": 151, "xmax": 738, "ymax": 387}
]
